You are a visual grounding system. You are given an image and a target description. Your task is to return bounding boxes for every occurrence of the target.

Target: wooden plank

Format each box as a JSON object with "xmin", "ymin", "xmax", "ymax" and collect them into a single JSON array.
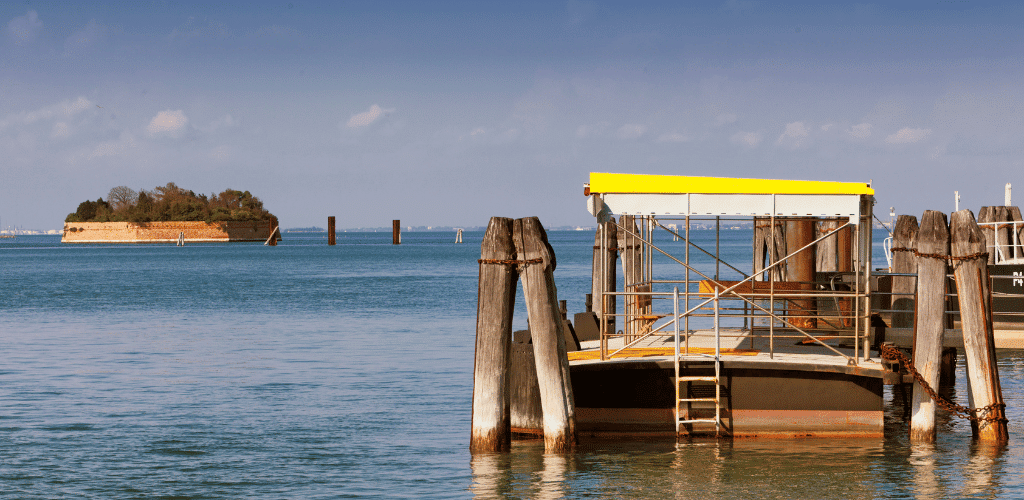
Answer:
[
  {"xmin": 470, "ymin": 217, "xmax": 517, "ymax": 452},
  {"xmin": 327, "ymin": 216, "xmax": 336, "ymax": 246},
  {"xmin": 910, "ymin": 210, "xmax": 949, "ymax": 443},
  {"xmin": 950, "ymin": 209, "xmax": 1009, "ymax": 441},
  {"xmin": 515, "ymin": 216, "xmax": 577, "ymax": 452}
]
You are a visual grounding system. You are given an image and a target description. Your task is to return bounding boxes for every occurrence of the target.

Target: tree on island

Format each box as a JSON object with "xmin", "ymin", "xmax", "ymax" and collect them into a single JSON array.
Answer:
[{"xmin": 65, "ymin": 183, "xmax": 277, "ymax": 223}]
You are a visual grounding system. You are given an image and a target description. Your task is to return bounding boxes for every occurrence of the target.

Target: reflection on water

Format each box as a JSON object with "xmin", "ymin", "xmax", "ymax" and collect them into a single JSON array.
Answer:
[{"xmin": 471, "ymin": 358, "xmax": 1023, "ymax": 500}]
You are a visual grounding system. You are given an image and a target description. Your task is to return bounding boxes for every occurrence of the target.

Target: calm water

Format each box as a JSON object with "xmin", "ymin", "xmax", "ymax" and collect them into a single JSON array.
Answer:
[{"xmin": 2, "ymin": 230, "xmax": 1023, "ymax": 499}]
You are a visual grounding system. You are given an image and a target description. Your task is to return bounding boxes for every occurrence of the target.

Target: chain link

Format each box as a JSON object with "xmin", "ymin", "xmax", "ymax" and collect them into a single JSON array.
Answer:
[
  {"xmin": 880, "ymin": 344, "xmax": 1007, "ymax": 423},
  {"xmin": 478, "ymin": 258, "xmax": 543, "ymax": 266}
]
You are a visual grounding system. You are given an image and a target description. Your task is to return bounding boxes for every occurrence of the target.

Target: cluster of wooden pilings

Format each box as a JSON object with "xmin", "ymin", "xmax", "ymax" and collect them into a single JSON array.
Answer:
[
  {"xmin": 890, "ymin": 210, "xmax": 1008, "ymax": 442},
  {"xmin": 471, "ymin": 216, "xmax": 576, "ymax": 453},
  {"xmin": 978, "ymin": 206, "xmax": 1024, "ymax": 263},
  {"xmin": 751, "ymin": 216, "xmax": 856, "ymax": 328}
]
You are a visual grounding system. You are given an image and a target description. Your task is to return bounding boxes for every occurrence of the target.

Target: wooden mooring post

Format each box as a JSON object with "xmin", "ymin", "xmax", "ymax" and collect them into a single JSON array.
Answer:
[
  {"xmin": 328, "ymin": 216, "xmax": 336, "ymax": 246},
  {"xmin": 470, "ymin": 217, "xmax": 517, "ymax": 452},
  {"xmin": 910, "ymin": 210, "xmax": 949, "ymax": 443},
  {"xmin": 592, "ymin": 219, "xmax": 618, "ymax": 335},
  {"xmin": 619, "ymin": 215, "xmax": 648, "ymax": 342},
  {"xmin": 393, "ymin": 220, "xmax": 401, "ymax": 245},
  {"xmin": 950, "ymin": 210, "xmax": 1009, "ymax": 441},
  {"xmin": 786, "ymin": 218, "xmax": 817, "ymax": 329},
  {"xmin": 891, "ymin": 215, "xmax": 919, "ymax": 329},
  {"xmin": 515, "ymin": 216, "xmax": 577, "ymax": 452}
]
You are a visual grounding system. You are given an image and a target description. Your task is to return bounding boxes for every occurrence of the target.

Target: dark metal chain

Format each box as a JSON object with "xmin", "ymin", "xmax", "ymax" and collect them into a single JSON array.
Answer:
[
  {"xmin": 478, "ymin": 258, "xmax": 543, "ymax": 266},
  {"xmin": 879, "ymin": 344, "xmax": 1007, "ymax": 423},
  {"xmin": 901, "ymin": 249, "xmax": 989, "ymax": 263}
]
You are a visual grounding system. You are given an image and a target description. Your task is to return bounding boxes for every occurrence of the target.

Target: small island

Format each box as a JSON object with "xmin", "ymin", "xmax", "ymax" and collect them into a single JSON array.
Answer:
[{"xmin": 62, "ymin": 183, "xmax": 280, "ymax": 244}]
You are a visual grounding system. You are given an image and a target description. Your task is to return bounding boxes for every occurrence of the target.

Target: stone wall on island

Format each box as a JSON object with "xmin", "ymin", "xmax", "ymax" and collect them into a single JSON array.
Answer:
[{"xmin": 61, "ymin": 220, "xmax": 279, "ymax": 243}]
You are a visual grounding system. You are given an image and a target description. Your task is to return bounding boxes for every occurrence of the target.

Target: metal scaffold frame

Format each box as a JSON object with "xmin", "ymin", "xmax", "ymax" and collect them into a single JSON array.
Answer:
[{"xmin": 587, "ymin": 172, "xmax": 876, "ymax": 368}]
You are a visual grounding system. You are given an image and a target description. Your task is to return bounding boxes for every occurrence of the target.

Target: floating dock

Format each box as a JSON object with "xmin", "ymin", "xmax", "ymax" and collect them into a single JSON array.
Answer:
[{"xmin": 474, "ymin": 172, "xmax": 1005, "ymax": 449}]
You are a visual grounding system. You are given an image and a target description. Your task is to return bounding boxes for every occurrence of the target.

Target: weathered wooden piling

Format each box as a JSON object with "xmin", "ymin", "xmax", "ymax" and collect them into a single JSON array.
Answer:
[
  {"xmin": 910, "ymin": 210, "xmax": 949, "ymax": 443},
  {"xmin": 786, "ymin": 218, "xmax": 816, "ymax": 329},
  {"xmin": 515, "ymin": 216, "xmax": 577, "ymax": 452},
  {"xmin": 591, "ymin": 219, "xmax": 618, "ymax": 334},
  {"xmin": 994, "ymin": 206, "xmax": 1010, "ymax": 263},
  {"xmin": 816, "ymin": 218, "xmax": 840, "ymax": 272},
  {"xmin": 619, "ymin": 215, "xmax": 649, "ymax": 342},
  {"xmin": 470, "ymin": 217, "xmax": 517, "ymax": 452},
  {"xmin": 754, "ymin": 217, "xmax": 786, "ymax": 281},
  {"xmin": 950, "ymin": 210, "xmax": 1009, "ymax": 441},
  {"xmin": 978, "ymin": 207, "xmax": 996, "ymax": 264},
  {"xmin": 1008, "ymin": 206, "xmax": 1023, "ymax": 259},
  {"xmin": 393, "ymin": 220, "xmax": 401, "ymax": 245},
  {"xmin": 328, "ymin": 216, "xmax": 336, "ymax": 246},
  {"xmin": 510, "ymin": 330, "xmax": 543, "ymax": 435},
  {"xmin": 892, "ymin": 215, "xmax": 919, "ymax": 329}
]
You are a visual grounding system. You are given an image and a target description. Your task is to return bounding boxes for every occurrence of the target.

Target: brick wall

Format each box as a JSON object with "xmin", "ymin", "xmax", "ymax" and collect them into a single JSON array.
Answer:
[{"xmin": 61, "ymin": 221, "xmax": 277, "ymax": 243}]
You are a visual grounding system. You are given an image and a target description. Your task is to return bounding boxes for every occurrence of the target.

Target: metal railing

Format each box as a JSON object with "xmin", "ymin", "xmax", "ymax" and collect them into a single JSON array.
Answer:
[{"xmin": 596, "ymin": 215, "xmax": 872, "ymax": 364}]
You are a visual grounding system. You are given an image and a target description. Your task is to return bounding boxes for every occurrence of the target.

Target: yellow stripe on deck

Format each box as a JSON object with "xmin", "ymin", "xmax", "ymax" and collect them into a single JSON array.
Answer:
[
  {"xmin": 589, "ymin": 172, "xmax": 874, "ymax": 196},
  {"xmin": 568, "ymin": 347, "xmax": 759, "ymax": 361}
]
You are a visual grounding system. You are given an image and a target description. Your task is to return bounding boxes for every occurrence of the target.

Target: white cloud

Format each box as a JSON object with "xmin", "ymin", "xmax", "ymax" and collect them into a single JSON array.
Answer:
[
  {"xmin": 470, "ymin": 127, "xmax": 486, "ymax": 136},
  {"xmin": 731, "ymin": 131, "xmax": 762, "ymax": 148},
  {"xmin": 657, "ymin": 132, "xmax": 691, "ymax": 143},
  {"xmin": 820, "ymin": 123, "xmax": 835, "ymax": 132},
  {"xmin": 147, "ymin": 110, "xmax": 188, "ymax": 135},
  {"xmin": 616, "ymin": 123, "xmax": 647, "ymax": 139},
  {"xmin": 885, "ymin": 127, "xmax": 931, "ymax": 144},
  {"xmin": 776, "ymin": 121, "xmax": 810, "ymax": 147},
  {"xmin": 8, "ymin": 10, "xmax": 42, "ymax": 46},
  {"xmin": 849, "ymin": 123, "xmax": 872, "ymax": 139},
  {"xmin": 0, "ymin": 96, "xmax": 93, "ymax": 130},
  {"xmin": 346, "ymin": 104, "xmax": 393, "ymax": 128}
]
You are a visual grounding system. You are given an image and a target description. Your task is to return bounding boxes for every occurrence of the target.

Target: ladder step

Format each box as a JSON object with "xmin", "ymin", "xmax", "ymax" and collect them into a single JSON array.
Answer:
[
  {"xmin": 678, "ymin": 397, "xmax": 717, "ymax": 403},
  {"xmin": 677, "ymin": 376, "xmax": 717, "ymax": 382},
  {"xmin": 677, "ymin": 419, "xmax": 718, "ymax": 424}
]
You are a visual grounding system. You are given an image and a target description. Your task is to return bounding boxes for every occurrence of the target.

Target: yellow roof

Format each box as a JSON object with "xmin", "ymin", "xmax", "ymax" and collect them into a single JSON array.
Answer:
[{"xmin": 589, "ymin": 172, "xmax": 874, "ymax": 196}]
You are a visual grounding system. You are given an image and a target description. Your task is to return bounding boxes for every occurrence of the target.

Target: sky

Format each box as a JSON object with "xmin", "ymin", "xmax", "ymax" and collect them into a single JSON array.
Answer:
[{"xmin": 3, "ymin": 1, "xmax": 1024, "ymax": 230}]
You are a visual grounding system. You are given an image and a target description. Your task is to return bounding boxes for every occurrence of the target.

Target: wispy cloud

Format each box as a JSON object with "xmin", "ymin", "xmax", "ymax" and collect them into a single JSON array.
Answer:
[
  {"xmin": 616, "ymin": 124, "xmax": 647, "ymax": 139},
  {"xmin": 776, "ymin": 121, "xmax": 809, "ymax": 148},
  {"xmin": 7, "ymin": 10, "xmax": 42, "ymax": 46},
  {"xmin": 346, "ymin": 104, "xmax": 393, "ymax": 128},
  {"xmin": 88, "ymin": 132, "xmax": 137, "ymax": 159},
  {"xmin": 0, "ymin": 96, "xmax": 93, "ymax": 130},
  {"xmin": 848, "ymin": 123, "xmax": 872, "ymax": 139},
  {"xmin": 885, "ymin": 127, "xmax": 931, "ymax": 144},
  {"xmin": 657, "ymin": 132, "xmax": 691, "ymax": 143},
  {"xmin": 731, "ymin": 131, "xmax": 762, "ymax": 148},
  {"xmin": 716, "ymin": 113, "xmax": 737, "ymax": 126},
  {"xmin": 64, "ymin": 20, "xmax": 104, "ymax": 55},
  {"xmin": 147, "ymin": 110, "xmax": 188, "ymax": 135}
]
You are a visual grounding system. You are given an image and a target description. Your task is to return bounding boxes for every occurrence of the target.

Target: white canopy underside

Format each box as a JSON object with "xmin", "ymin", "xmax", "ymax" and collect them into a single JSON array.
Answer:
[{"xmin": 591, "ymin": 193, "xmax": 865, "ymax": 219}]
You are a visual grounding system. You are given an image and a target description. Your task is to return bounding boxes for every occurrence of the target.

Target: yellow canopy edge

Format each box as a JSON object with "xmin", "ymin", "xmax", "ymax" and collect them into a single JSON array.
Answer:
[{"xmin": 589, "ymin": 172, "xmax": 874, "ymax": 196}]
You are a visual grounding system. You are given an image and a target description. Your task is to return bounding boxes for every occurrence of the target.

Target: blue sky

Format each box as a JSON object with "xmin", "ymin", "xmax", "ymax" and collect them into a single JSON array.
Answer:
[{"xmin": 3, "ymin": 1, "xmax": 1024, "ymax": 230}]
